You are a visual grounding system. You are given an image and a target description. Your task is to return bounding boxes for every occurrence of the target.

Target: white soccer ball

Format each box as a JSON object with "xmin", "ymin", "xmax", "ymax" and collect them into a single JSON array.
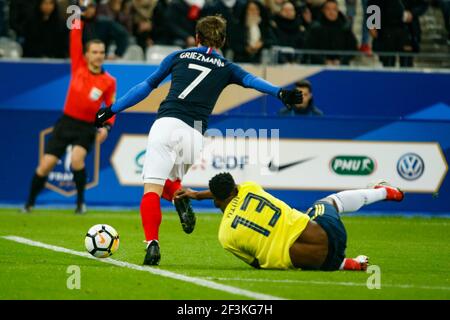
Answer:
[{"xmin": 85, "ymin": 224, "xmax": 120, "ymax": 258}]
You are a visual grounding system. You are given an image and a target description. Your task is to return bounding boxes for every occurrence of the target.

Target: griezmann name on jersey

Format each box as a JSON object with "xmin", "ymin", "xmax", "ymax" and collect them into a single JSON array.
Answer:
[
  {"xmin": 179, "ymin": 51, "xmax": 225, "ymax": 67},
  {"xmin": 218, "ymin": 182, "xmax": 310, "ymax": 269}
]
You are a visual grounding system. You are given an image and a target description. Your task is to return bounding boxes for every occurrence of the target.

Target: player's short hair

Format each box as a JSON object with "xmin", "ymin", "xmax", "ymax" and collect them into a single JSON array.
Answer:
[
  {"xmin": 195, "ymin": 15, "xmax": 227, "ymax": 49},
  {"xmin": 209, "ymin": 172, "xmax": 236, "ymax": 201},
  {"xmin": 84, "ymin": 39, "xmax": 105, "ymax": 53},
  {"xmin": 323, "ymin": 0, "xmax": 338, "ymax": 7},
  {"xmin": 295, "ymin": 80, "xmax": 312, "ymax": 92}
]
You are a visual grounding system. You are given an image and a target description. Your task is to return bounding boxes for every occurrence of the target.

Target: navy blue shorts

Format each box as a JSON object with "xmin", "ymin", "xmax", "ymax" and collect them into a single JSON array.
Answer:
[{"xmin": 306, "ymin": 201, "xmax": 347, "ymax": 271}]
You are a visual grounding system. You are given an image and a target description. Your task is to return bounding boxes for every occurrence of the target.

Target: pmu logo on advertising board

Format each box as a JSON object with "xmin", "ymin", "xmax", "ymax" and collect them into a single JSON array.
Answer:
[
  {"xmin": 330, "ymin": 156, "xmax": 376, "ymax": 176},
  {"xmin": 39, "ymin": 127, "xmax": 100, "ymax": 196}
]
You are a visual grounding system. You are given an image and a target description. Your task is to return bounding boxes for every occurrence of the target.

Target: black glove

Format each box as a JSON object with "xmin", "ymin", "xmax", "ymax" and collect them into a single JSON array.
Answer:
[
  {"xmin": 278, "ymin": 89, "xmax": 303, "ymax": 110},
  {"xmin": 95, "ymin": 107, "xmax": 115, "ymax": 128}
]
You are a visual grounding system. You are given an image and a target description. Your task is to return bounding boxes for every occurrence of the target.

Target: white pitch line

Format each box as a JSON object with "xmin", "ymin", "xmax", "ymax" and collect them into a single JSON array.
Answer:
[
  {"xmin": 203, "ymin": 277, "xmax": 450, "ymax": 291},
  {"xmin": 1, "ymin": 236, "xmax": 283, "ymax": 300}
]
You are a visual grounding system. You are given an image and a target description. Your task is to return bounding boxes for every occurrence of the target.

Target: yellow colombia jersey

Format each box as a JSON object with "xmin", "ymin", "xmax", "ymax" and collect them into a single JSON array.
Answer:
[{"xmin": 218, "ymin": 181, "xmax": 310, "ymax": 269}]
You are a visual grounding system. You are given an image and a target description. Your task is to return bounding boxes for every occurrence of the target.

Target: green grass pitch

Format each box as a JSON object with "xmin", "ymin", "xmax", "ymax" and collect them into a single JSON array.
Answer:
[{"xmin": 0, "ymin": 208, "xmax": 449, "ymax": 300}]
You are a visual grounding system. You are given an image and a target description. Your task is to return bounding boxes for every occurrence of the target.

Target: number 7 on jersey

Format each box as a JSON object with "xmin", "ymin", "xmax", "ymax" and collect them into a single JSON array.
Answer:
[{"xmin": 178, "ymin": 64, "xmax": 212, "ymax": 99}]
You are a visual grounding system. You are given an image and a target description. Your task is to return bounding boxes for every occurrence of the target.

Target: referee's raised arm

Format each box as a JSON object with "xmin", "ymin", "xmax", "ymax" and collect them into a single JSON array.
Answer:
[
  {"xmin": 69, "ymin": 18, "xmax": 86, "ymax": 73},
  {"xmin": 22, "ymin": 6, "xmax": 117, "ymax": 214}
]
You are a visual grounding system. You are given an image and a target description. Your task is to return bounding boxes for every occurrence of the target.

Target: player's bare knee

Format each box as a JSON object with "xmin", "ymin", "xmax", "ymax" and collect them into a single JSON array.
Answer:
[
  {"xmin": 144, "ymin": 183, "xmax": 164, "ymax": 196},
  {"xmin": 71, "ymin": 157, "xmax": 85, "ymax": 171},
  {"xmin": 71, "ymin": 146, "xmax": 88, "ymax": 171},
  {"xmin": 36, "ymin": 165, "xmax": 52, "ymax": 177},
  {"xmin": 37, "ymin": 155, "xmax": 58, "ymax": 176},
  {"xmin": 71, "ymin": 161, "xmax": 85, "ymax": 171}
]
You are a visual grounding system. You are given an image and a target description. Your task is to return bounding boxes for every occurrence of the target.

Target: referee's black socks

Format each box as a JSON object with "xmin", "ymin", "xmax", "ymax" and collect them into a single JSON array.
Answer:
[
  {"xmin": 73, "ymin": 168, "xmax": 87, "ymax": 206},
  {"xmin": 26, "ymin": 173, "xmax": 48, "ymax": 207}
]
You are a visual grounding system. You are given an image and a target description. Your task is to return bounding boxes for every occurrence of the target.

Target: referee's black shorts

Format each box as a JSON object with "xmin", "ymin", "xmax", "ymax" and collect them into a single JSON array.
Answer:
[{"xmin": 45, "ymin": 115, "xmax": 97, "ymax": 158}]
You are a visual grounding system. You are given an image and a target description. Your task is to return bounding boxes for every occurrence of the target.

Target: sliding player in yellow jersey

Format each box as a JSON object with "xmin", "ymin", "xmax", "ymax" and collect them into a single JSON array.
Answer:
[{"xmin": 175, "ymin": 172, "xmax": 404, "ymax": 271}]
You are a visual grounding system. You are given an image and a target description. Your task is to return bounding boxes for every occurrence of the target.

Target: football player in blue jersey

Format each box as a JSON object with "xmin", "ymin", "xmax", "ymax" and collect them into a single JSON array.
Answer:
[{"xmin": 95, "ymin": 15, "xmax": 303, "ymax": 266}]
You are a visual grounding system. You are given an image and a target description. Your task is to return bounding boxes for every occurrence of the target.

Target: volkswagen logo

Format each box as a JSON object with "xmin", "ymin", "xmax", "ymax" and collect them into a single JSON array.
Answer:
[{"xmin": 397, "ymin": 153, "xmax": 425, "ymax": 181}]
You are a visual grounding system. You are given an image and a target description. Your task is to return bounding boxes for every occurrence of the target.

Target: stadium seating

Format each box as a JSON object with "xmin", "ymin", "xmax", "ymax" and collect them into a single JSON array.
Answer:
[
  {"xmin": 146, "ymin": 45, "xmax": 183, "ymax": 64},
  {"xmin": 0, "ymin": 37, "xmax": 22, "ymax": 59},
  {"xmin": 121, "ymin": 45, "xmax": 145, "ymax": 62}
]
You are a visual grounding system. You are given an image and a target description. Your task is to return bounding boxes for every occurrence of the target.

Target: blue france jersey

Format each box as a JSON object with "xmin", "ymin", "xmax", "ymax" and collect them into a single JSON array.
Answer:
[
  {"xmin": 111, "ymin": 46, "xmax": 281, "ymax": 133},
  {"xmin": 157, "ymin": 47, "xmax": 240, "ymax": 132}
]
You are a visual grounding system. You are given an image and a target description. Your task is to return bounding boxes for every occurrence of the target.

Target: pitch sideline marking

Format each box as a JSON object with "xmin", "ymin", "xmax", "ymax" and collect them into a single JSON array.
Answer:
[
  {"xmin": 2, "ymin": 235, "xmax": 283, "ymax": 300},
  {"xmin": 203, "ymin": 277, "xmax": 450, "ymax": 291}
]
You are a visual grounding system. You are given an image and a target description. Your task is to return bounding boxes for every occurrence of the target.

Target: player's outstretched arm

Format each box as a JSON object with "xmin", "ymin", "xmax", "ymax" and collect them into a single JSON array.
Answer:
[
  {"xmin": 95, "ymin": 51, "xmax": 179, "ymax": 127},
  {"xmin": 69, "ymin": 18, "xmax": 86, "ymax": 73},
  {"xmin": 94, "ymin": 80, "xmax": 152, "ymax": 127},
  {"xmin": 229, "ymin": 64, "xmax": 303, "ymax": 110},
  {"xmin": 174, "ymin": 188, "xmax": 214, "ymax": 201}
]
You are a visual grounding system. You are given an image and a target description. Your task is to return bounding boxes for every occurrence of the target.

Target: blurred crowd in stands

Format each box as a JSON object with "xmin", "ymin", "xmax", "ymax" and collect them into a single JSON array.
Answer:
[{"xmin": 0, "ymin": 0, "xmax": 448, "ymax": 65}]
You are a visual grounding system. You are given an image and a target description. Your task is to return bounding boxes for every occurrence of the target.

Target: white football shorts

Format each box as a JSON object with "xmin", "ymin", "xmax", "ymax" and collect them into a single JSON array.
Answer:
[{"xmin": 142, "ymin": 117, "xmax": 204, "ymax": 185}]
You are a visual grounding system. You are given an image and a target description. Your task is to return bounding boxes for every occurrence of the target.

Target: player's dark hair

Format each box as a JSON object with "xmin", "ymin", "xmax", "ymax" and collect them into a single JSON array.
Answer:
[
  {"xmin": 322, "ymin": 0, "xmax": 338, "ymax": 8},
  {"xmin": 209, "ymin": 172, "xmax": 236, "ymax": 201},
  {"xmin": 295, "ymin": 80, "xmax": 312, "ymax": 92},
  {"xmin": 196, "ymin": 15, "xmax": 227, "ymax": 49},
  {"xmin": 84, "ymin": 39, "xmax": 105, "ymax": 53}
]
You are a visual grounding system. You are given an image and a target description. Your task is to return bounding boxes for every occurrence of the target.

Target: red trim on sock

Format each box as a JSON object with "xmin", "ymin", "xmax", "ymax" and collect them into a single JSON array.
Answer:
[
  {"xmin": 161, "ymin": 179, "xmax": 182, "ymax": 202},
  {"xmin": 140, "ymin": 192, "xmax": 161, "ymax": 241}
]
